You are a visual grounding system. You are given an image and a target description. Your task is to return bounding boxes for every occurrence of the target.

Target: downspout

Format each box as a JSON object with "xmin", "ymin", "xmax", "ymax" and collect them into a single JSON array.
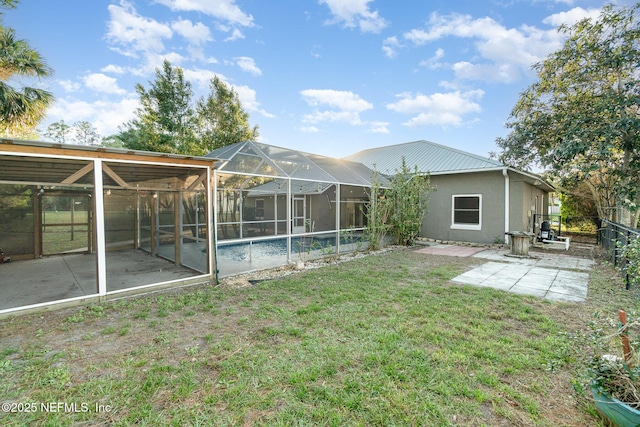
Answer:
[{"xmin": 503, "ymin": 168, "xmax": 510, "ymax": 245}]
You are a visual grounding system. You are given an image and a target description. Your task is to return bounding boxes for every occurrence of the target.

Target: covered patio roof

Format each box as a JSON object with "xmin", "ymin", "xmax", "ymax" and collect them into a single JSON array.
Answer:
[{"xmin": 0, "ymin": 138, "xmax": 215, "ymax": 188}]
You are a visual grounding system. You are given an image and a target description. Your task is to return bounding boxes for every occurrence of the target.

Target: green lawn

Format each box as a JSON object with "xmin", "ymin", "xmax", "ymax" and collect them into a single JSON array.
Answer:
[{"xmin": 0, "ymin": 248, "xmax": 635, "ymax": 426}]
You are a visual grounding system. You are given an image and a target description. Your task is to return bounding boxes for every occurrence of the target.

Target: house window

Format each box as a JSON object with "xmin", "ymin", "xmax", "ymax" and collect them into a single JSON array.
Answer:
[
  {"xmin": 255, "ymin": 199, "xmax": 265, "ymax": 219},
  {"xmin": 451, "ymin": 195, "xmax": 482, "ymax": 230}
]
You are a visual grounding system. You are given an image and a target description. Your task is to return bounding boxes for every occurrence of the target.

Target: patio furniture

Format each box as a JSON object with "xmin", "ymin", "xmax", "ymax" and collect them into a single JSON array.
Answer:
[{"xmin": 506, "ymin": 231, "xmax": 535, "ymax": 257}]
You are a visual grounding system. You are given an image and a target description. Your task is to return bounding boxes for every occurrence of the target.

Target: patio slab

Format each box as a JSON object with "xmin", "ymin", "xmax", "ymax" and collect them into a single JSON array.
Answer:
[
  {"xmin": 451, "ymin": 261, "xmax": 590, "ymax": 301},
  {"xmin": 414, "ymin": 244, "xmax": 488, "ymax": 257},
  {"xmin": 474, "ymin": 248, "xmax": 595, "ymax": 271},
  {"xmin": 417, "ymin": 245, "xmax": 593, "ymax": 302}
]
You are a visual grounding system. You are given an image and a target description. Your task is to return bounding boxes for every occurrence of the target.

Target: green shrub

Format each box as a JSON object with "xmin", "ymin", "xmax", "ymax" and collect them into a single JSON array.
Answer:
[
  {"xmin": 365, "ymin": 158, "xmax": 433, "ymax": 248},
  {"xmin": 620, "ymin": 237, "xmax": 640, "ymax": 288}
]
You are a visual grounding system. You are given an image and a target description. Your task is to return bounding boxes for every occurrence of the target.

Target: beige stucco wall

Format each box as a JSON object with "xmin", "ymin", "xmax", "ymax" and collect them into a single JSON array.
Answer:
[
  {"xmin": 420, "ymin": 170, "xmax": 506, "ymax": 244},
  {"xmin": 419, "ymin": 170, "xmax": 550, "ymax": 244},
  {"xmin": 508, "ymin": 174, "xmax": 549, "ymax": 234}
]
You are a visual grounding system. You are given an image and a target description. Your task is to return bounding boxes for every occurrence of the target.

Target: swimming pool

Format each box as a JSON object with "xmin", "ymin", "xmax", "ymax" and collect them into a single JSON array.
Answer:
[{"xmin": 215, "ymin": 232, "xmax": 368, "ymax": 277}]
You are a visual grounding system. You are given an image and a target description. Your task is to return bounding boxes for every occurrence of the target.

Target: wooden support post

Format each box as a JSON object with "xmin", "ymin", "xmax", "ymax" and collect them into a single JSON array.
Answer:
[{"xmin": 619, "ymin": 310, "xmax": 633, "ymax": 367}]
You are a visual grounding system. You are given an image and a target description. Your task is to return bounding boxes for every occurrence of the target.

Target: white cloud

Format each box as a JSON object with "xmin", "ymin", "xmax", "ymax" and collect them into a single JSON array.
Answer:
[
  {"xmin": 106, "ymin": 2, "xmax": 172, "ymax": 56},
  {"xmin": 47, "ymin": 97, "xmax": 139, "ymax": 136},
  {"xmin": 402, "ymin": 12, "xmax": 566, "ymax": 83},
  {"xmin": 83, "ymin": 73, "xmax": 127, "ymax": 95},
  {"xmin": 187, "ymin": 46, "xmax": 206, "ymax": 61},
  {"xmin": 319, "ymin": 0, "xmax": 388, "ymax": 33},
  {"xmin": 101, "ymin": 64, "xmax": 126, "ymax": 74},
  {"xmin": 154, "ymin": 0, "xmax": 254, "ymax": 27},
  {"xmin": 302, "ymin": 110, "xmax": 365, "ymax": 125},
  {"xmin": 300, "ymin": 89, "xmax": 373, "ymax": 126},
  {"xmin": 419, "ymin": 48, "xmax": 445, "ymax": 69},
  {"xmin": 183, "ymin": 68, "xmax": 220, "ymax": 89},
  {"xmin": 192, "ymin": 71, "xmax": 273, "ymax": 118},
  {"xmin": 131, "ymin": 52, "xmax": 186, "ymax": 77},
  {"xmin": 301, "ymin": 89, "xmax": 372, "ymax": 112},
  {"xmin": 386, "ymin": 90, "xmax": 484, "ymax": 127},
  {"xmin": 171, "ymin": 18, "xmax": 212, "ymax": 45},
  {"xmin": 382, "ymin": 36, "xmax": 401, "ymax": 58},
  {"xmin": 233, "ymin": 84, "xmax": 275, "ymax": 118},
  {"xmin": 235, "ymin": 57, "xmax": 262, "ymax": 76},
  {"xmin": 543, "ymin": 7, "xmax": 601, "ymax": 27},
  {"xmin": 224, "ymin": 28, "xmax": 245, "ymax": 42},
  {"xmin": 58, "ymin": 80, "xmax": 80, "ymax": 92},
  {"xmin": 368, "ymin": 121, "xmax": 389, "ymax": 133},
  {"xmin": 93, "ymin": 98, "xmax": 140, "ymax": 135},
  {"xmin": 299, "ymin": 126, "xmax": 320, "ymax": 133},
  {"xmin": 452, "ymin": 61, "xmax": 520, "ymax": 84}
]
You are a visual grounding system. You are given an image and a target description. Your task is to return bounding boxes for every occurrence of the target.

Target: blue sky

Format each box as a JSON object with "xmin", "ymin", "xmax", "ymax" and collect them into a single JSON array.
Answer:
[{"xmin": 3, "ymin": 0, "xmax": 629, "ymax": 158}]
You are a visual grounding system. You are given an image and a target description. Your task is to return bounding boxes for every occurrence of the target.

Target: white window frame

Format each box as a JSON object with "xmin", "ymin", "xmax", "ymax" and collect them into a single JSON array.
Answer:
[{"xmin": 451, "ymin": 194, "xmax": 482, "ymax": 231}]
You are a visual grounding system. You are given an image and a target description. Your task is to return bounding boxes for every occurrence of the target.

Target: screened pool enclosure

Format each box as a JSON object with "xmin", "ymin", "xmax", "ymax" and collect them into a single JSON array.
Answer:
[{"xmin": 208, "ymin": 141, "xmax": 386, "ymax": 276}]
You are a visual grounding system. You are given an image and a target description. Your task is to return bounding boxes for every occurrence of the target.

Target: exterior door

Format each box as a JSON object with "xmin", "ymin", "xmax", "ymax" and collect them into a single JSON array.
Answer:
[{"xmin": 292, "ymin": 195, "xmax": 305, "ymax": 234}]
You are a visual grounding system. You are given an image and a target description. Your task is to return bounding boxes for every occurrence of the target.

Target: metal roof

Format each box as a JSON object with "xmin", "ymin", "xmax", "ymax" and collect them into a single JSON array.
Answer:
[
  {"xmin": 207, "ymin": 141, "xmax": 387, "ymax": 187},
  {"xmin": 344, "ymin": 140, "xmax": 504, "ymax": 176}
]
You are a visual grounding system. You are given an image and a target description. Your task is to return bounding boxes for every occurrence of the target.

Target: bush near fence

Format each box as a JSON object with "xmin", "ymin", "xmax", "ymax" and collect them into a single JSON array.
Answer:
[{"xmin": 599, "ymin": 219, "xmax": 640, "ymax": 290}]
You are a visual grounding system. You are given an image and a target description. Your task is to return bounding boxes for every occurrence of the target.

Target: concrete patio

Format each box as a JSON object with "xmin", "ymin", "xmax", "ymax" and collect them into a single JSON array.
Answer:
[
  {"xmin": 417, "ymin": 245, "xmax": 594, "ymax": 302},
  {"xmin": 0, "ymin": 250, "xmax": 204, "ymax": 311}
]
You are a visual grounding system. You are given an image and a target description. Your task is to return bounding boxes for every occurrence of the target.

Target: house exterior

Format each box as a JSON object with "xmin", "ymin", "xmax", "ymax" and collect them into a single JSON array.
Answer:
[
  {"xmin": 345, "ymin": 140, "xmax": 554, "ymax": 245},
  {"xmin": 0, "ymin": 137, "xmax": 550, "ymax": 315}
]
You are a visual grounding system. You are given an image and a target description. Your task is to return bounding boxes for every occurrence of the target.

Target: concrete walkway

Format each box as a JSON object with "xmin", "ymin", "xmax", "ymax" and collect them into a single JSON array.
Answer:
[{"xmin": 418, "ymin": 245, "xmax": 595, "ymax": 302}]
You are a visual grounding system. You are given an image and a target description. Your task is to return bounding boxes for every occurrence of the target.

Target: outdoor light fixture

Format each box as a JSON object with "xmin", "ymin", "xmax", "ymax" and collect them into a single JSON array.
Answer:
[
  {"xmin": 106, "ymin": 189, "xmax": 111, "ymax": 196},
  {"xmin": 152, "ymin": 192, "xmax": 158, "ymax": 199}
]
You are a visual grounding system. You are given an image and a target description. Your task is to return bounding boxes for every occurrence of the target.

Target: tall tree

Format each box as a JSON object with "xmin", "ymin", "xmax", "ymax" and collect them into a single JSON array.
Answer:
[
  {"xmin": 73, "ymin": 120, "xmax": 100, "ymax": 145},
  {"xmin": 119, "ymin": 59, "xmax": 196, "ymax": 154},
  {"xmin": 0, "ymin": 0, "xmax": 54, "ymax": 135},
  {"xmin": 44, "ymin": 120, "xmax": 71, "ymax": 143},
  {"xmin": 100, "ymin": 134, "xmax": 125, "ymax": 149},
  {"xmin": 196, "ymin": 76, "xmax": 259, "ymax": 154},
  {"xmin": 496, "ymin": 4, "xmax": 640, "ymax": 225}
]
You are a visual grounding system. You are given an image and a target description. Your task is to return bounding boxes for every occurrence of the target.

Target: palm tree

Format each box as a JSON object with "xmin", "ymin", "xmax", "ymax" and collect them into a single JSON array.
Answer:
[{"xmin": 0, "ymin": 24, "xmax": 54, "ymax": 135}]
